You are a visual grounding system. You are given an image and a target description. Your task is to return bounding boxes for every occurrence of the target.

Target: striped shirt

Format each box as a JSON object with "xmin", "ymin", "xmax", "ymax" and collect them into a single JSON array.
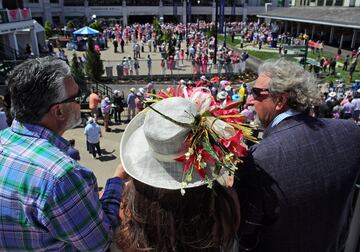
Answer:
[{"xmin": 0, "ymin": 120, "xmax": 123, "ymax": 251}]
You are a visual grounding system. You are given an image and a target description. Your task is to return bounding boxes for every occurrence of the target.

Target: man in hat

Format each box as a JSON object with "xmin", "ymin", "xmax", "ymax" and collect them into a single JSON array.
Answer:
[
  {"xmin": 101, "ymin": 96, "xmax": 112, "ymax": 132},
  {"xmin": 235, "ymin": 59, "xmax": 360, "ymax": 251},
  {"xmin": 351, "ymin": 89, "xmax": 360, "ymax": 124},
  {"xmin": 112, "ymin": 90, "xmax": 124, "ymax": 124},
  {"xmin": 0, "ymin": 57, "xmax": 125, "ymax": 251},
  {"xmin": 127, "ymin": 88, "xmax": 137, "ymax": 122},
  {"xmin": 84, "ymin": 117, "xmax": 102, "ymax": 159},
  {"xmin": 197, "ymin": 75, "xmax": 209, "ymax": 87},
  {"xmin": 216, "ymin": 91, "xmax": 228, "ymax": 108}
]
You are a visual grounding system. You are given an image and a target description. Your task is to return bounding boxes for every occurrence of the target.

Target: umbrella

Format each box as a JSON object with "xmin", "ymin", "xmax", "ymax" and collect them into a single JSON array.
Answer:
[{"xmin": 73, "ymin": 26, "xmax": 99, "ymax": 35}]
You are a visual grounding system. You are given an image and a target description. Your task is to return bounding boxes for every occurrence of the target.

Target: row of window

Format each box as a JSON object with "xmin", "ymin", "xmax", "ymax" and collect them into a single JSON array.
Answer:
[
  {"xmin": 299, "ymin": 0, "xmax": 344, "ymax": 6},
  {"xmin": 26, "ymin": 0, "xmax": 258, "ymax": 6}
]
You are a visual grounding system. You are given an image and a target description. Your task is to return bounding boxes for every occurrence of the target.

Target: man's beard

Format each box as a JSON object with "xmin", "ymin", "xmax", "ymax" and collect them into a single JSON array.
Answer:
[
  {"xmin": 253, "ymin": 113, "xmax": 264, "ymax": 129},
  {"xmin": 65, "ymin": 110, "xmax": 82, "ymax": 130}
]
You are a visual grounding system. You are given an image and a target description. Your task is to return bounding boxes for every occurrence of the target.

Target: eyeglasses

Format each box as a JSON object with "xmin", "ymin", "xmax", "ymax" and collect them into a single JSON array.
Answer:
[
  {"xmin": 251, "ymin": 87, "xmax": 270, "ymax": 99},
  {"xmin": 49, "ymin": 90, "xmax": 82, "ymax": 110}
]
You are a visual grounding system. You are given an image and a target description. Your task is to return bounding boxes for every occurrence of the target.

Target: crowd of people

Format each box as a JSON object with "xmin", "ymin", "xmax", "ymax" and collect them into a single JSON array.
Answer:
[{"xmin": 0, "ymin": 56, "xmax": 359, "ymax": 251}]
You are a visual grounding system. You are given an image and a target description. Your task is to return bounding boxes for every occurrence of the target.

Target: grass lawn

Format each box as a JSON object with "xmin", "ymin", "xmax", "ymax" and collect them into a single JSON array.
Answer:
[{"xmin": 216, "ymin": 34, "xmax": 360, "ymax": 84}]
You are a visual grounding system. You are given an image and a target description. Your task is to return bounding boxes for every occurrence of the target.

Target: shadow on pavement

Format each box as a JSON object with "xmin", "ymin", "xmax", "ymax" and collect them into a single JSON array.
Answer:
[
  {"xmin": 98, "ymin": 155, "xmax": 117, "ymax": 162},
  {"xmin": 109, "ymin": 128, "xmax": 125, "ymax": 133}
]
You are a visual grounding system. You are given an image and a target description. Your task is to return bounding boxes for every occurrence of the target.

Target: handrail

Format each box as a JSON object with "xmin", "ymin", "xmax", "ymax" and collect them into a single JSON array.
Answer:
[{"xmin": 0, "ymin": 41, "xmax": 27, "ymax": 60}]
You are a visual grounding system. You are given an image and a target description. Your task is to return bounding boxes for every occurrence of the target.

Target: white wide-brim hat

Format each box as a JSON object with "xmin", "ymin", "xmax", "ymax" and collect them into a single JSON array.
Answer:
[
  {"xmin": 217, "ymin": 91, "xmax": 228, "ymax": 100},
  {"xmin": 120, "ymin": 97, "xmax": 226, "ymax": 190},
  {"xmin": 328, "ymin": 91, "xmax": 337, "ymax": 97}
]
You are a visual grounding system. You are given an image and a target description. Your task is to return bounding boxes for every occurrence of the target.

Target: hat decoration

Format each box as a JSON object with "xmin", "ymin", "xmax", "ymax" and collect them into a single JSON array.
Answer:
[
  {"xmin": 210, "ymin": 76, "xmax": 220, "ymax": 83},
  {"xmin": 142, "ymin": 85, "xmax": 257, "ymax": 194}
]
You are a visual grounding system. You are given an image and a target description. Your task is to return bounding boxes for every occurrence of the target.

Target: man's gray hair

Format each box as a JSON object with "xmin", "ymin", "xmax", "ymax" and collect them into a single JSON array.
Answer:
[
  {"xmin": 6, "ymin": 57, "xmax": 71, "ymax": 123},
  {"xmin": 258, "ymin": 58, "xmax": 319, "ymax": 112}
]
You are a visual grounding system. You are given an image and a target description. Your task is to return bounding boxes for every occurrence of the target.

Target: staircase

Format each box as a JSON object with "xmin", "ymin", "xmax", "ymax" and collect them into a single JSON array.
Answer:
[{"xmin": 0, "ymin": 42, "xmax": 28, "ymax": 85}]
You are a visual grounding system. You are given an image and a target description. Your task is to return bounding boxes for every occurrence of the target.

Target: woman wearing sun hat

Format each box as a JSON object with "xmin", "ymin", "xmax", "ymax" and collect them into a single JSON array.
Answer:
[{"xmin": 115, "ymin": 89, "xmax": 254, "ymax": 251}]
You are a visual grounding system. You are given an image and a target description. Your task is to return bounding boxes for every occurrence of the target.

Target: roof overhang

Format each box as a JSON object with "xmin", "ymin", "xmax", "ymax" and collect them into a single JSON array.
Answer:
[{"xmin": 257, "ymin": 7, "xmax": 360, "ymax": 30}]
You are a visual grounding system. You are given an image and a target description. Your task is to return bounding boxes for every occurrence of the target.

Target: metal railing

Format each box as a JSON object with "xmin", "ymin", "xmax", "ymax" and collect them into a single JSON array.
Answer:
[{"xmin": 101, "ymin": 58, "xmax": 248, "ymax": 79}]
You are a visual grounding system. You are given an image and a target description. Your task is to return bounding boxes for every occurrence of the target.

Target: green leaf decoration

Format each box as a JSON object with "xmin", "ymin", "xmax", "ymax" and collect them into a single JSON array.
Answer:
[
  {"xmin": 202, "ymin": 139, "xmax": 220, "ymax": 162},
  {"xmin": 148, "ymin": 105, "xmax": 194, "ymax": 129}
]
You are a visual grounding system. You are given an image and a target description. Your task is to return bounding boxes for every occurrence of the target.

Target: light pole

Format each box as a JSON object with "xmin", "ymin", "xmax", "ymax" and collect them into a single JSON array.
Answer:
[
  {"xmin": 224, "ymin": 21, "xmax": 227, "ymax": 48},
  {"xmin": 197, "ymin": 0, "xmax": 200, "ymax": 30},
  {"xmin": 214, "ymin": 0, "xmax": 218, "ymax": 64}
]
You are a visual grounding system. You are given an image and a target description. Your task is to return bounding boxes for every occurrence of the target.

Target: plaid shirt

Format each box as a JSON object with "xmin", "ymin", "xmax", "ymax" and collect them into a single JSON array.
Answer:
[{"xmin": 0, "ymin": 120, "xmax": 123, "ymax": 251}]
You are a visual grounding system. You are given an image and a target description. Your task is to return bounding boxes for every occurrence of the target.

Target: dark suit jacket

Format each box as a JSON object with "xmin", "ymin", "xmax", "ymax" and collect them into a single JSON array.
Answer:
[{"xmin": 235, "ymin": 114, "xmax": 360, "ymax": 252}]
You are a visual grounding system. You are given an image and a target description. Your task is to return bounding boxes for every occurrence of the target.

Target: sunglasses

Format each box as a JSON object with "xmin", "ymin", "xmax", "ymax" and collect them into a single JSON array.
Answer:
[
  {"xmin": 49, "ymin": 90, "xmax": 82, "ymax": 110},
  {"xmin": 251, "ymin": 87, "xmax": 270, "ymax": 99},
  {"xmin": 58, "ymin": 90, "xmax": 82, "ymax": 105}
]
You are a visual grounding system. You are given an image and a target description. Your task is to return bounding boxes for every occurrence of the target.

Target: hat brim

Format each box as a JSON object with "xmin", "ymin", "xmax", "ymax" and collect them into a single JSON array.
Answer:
[
  {"xmin": 120, "ymin": 108, "xmax": 230, "ymax": 190},
  {"xmin": 120, "ymin": 110, "xmax": 205, "ymax": 190}
]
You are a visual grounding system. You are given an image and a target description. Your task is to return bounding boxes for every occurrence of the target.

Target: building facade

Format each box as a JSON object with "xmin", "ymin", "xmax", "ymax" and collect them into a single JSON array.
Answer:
[
  {"xmin": 0, "ymin": 1, "xmax": 44, "ymax": 59},
  {"xmin": 22, "ymin": 0, "xmax": 290, "ymax": 26}
]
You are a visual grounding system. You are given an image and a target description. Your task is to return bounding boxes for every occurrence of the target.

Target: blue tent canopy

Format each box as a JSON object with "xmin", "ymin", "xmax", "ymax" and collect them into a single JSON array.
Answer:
[{"xmin": 73, "ymin": 26, "xmax": 99, "ymax": 35}]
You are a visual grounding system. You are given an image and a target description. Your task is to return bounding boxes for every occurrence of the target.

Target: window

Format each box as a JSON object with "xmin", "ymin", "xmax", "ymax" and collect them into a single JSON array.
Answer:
[
  {"xmin": 28, "ymin": 0, "xmax": 39, "ymax": 3},
  {"xmin": 334, "ymin": 0, "xmax": 343, "ymax": 5},
  {"xmin": 50, "ymin": 0, "xmax": 59, "ymax": 3},
  {"xmin": 64, "ymin": 0, "xmax": 84, "ymax": 6},
  {"xmin": 325, "ymin": 0, "xmax": 333, "ymax": 5},
  {"xmin": 127, "ymin": 0, "xmax": 158, "ymax": 6},
  {"xmin": 88, "ymin": 0, "xmax": 122, "ymax": 5},
  {"xmin": 317, "ymin": 0, "xmax": 324, "ymax": 5}
]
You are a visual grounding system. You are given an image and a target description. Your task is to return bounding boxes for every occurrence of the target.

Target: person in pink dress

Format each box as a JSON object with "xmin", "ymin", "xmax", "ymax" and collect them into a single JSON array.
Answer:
[
  {"xmin": 180, "ymin": 49, "xmax": 185, "ymax": 66},
  {"xmin": 202, "ymin": 54, "xmax": 208, "ymax": 74},
  {"xmin": 169, "ymin": 55, "xmax": 174, "ymax": 75}
]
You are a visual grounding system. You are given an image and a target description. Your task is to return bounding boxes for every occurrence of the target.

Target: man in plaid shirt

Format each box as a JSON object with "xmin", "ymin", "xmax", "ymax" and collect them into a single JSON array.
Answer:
[{"xmin": 0, "ymin": 57, "xmax": 125, "ymax": 251}]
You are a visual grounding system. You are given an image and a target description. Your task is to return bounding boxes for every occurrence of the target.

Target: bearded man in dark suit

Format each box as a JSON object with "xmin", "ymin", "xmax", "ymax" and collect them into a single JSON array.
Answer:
[{"xmin": 235, "ymin": 58, "xmax": 360, "ymax": 252}]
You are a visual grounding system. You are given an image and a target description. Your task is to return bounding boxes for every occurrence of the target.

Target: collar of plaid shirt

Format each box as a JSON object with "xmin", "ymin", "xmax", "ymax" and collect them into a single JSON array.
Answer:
[{"xmin": 10, "ymin": 119, "xmax": 69, "ymax": 152}]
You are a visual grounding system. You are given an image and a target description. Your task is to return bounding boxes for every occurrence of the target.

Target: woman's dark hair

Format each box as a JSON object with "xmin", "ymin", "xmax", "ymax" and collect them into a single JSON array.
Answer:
[
  {"xmin": 116, "ymin": 179, "xmax": 240, "ymax": 251},
  {"xmin": 6, "ymin": 56, "xmax": 70, "ymax": 123}
]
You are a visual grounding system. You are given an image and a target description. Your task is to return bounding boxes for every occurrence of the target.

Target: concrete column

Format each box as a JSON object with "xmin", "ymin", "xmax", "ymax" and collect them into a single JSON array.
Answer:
[
  {"xmin": 339, "ymin": 33, "xmax": 343, "ymax": 49},
  {"xmin": 182, "ymin": 0, "xmax": 187, "ymax": 24},
  {"xmin": 311, "ymin": 24, "xmax": 315, "ymax": 40},
  {"xmin": 242, "ymin": 3, "xmax": 247, "ymax": 22},
  {"xmin": 329, "ymin": 26, "xmax": 334, "ymax": 44},
  {"xmin": 351, "ymin": 29, "xmax": 357, "ymax": 49},
  {"xmin": 84, "ymin": 0, "xmax": 90, "ymax": 22},
  {"xmin": 291, "ymin": 23, "xmax": 294, "ymax": 35},
  {"xmin": 122, "ymin": 0, "xmax": 128, "ymax": 26},
  {"xmin": 9, "ymin": 33, "xmax": 19, "ymax": 59},
  {"xmin": 296, "ymin": 22, "xmax": 300, "ymax": 34},
  {"xmin": 284, "ymin": 21, "xmax": 288, "ymax": 33},
  {"xmin": 59, "ymin": 0, "xmax": 65, "ymax": 24},
  {"xmin": 159, "ymin": 0, "xmax": 163, "ymax": 22},
  {"xmin": 0, "ymin": 1, "xmax": 3, "ymax": 9},
  {"xmin": 30, "ymin": 28, "xmax": 39, "ymax": 56},
  {"xmin": 42, "ymin": 0, "xmax": 53, "ymax": 24},
  {"xmin": 212, "ymin": 0, "xmax": 216, "ymax": 23}
]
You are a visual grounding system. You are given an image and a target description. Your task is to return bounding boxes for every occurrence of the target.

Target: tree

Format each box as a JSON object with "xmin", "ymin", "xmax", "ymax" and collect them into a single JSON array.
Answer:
[
  {"xmin": 44, "ymin": 21, "xmax": 53, "ymax": 39},
  {"xmin": 89, "ymin": 20, "xmax": 102, "ymax": 32},
  {"xmin": 206, "ymin": 25, "xmax": 217, "ymax": 39},
  {"xmin": 84, "ymin": 38, "xmax": 104, "ymax": 81},
  {"xmin": 160, "ymin": 30, "xmax": 172, "ymax": 45},
  {"xmin": 66, "ymin": 20, "xmax": 75, "ymax": 30},
  {"xmin": 153, "ymin": 17, "xmax": 161, "ymax": 34},
  {"xmin": 70, "ymin": 52, "xmax": 87, "ymax": 92}
]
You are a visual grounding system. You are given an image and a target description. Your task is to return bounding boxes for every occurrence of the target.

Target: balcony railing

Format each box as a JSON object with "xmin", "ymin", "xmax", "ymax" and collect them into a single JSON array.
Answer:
[{"xmin": 0, "ymin": 8, "xmax": 32, "ymax": 24}]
